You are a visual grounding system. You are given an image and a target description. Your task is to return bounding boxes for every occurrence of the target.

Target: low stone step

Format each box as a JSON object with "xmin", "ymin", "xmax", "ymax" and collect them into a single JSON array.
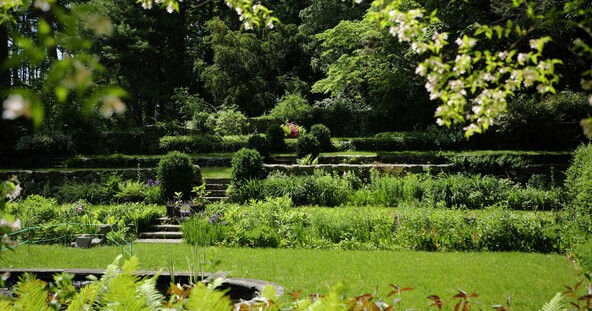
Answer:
[
  {"xmin": 139, "ymin": 231, "xmax": 183, "ymax": 239},
  {"xmin": 149, "ymin": 224, "xmax": 181, "ymax": 232},
  {"xmin": 205, "ymin": 184, "xmax": 229, "ymax": 191},
  {"xmin": 204, "ymin": 178, "xmax": 231, "ymax": 184},
  {"xmin": 205, "ymin": 197, "xmax": 225, "ymax": 202},
  {"xmin": 206, "ymin": 189, "xmax": 227, "ymax": 196},
  {"xmin": 135, "ymin": 238, "xmax": 184, "ymax": 244}
]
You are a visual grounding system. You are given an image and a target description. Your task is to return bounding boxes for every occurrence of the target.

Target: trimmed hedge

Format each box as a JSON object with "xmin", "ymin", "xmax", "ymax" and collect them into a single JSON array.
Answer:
[
  {"xmin": 159, "ymin": 135, "xmax": 247, "ymax": 153},
  {"xmin": 249, "ymin": 115, "xmax": 279, "ymax": 133}
]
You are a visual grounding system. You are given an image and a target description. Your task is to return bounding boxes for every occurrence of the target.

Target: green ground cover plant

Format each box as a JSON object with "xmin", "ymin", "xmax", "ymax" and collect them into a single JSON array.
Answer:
[
  {"xmin": 183, "ymin": 198, "xmax": 567, "ymax": 253},
  {"xmin": 1, "ymin": 245, "xmax": 582, "ymax": 310},
  {"xmin": 57, "ymin": 176, "xmax": 162, "ymax": 205},
  {"xmin": 4, "ymin": 195, "xmax": 162, "ymax": 243},
  {"xmin": 228, "ymin": 170, "xmax": 564, "ymax": 211}
]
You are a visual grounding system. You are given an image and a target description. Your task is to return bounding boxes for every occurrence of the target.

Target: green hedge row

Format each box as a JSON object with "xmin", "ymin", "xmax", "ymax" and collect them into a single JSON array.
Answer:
[{"xmin": 159, "ymin": 135, "xmax": 297, "ymax": 154}]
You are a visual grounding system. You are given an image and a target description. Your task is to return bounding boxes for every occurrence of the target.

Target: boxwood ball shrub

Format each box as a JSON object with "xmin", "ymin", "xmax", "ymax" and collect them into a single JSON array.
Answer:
[
  {"xmin": 296, "ymin": 134, "xmax": 321, "ymax": 159},
  {"xmin": 265, "ymin": 124, "xmax": 286, "ymax": 152},
  {"xmin": 247, "ymin": 134, "xmax": 270, "ymax": 159},
  {"xmin": 157, "ymin": 151, "xmax": 201, "ymax": 201},
  {"xmin": 310, "ymin": 124, "xmax": 332, "ymax": 152},
  {"xmin": 231, "ymin": 148, "xmax": 265, "ymax": 185}
]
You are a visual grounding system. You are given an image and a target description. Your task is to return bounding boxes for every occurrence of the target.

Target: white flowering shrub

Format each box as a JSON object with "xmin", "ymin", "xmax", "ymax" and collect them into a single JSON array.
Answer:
[{"xmin": 361, "ymin": 0, "xmax": 590, "ymax": 137}]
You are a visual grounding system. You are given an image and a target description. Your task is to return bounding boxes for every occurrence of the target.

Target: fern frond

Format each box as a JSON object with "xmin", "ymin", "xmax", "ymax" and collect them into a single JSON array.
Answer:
[
  {"xmin": 540, "ymin": 293, "xmax": 567, "ymax": 311},
  {"xmin": 138, "ymin": 275, "xmax": 165, "ymax": 310},
  {"xmin": 13, "ymin": 274, "xmax": 50, "ymax": 311},
  {"xmin": 103, "ymin": 274, "xmax": 149, "ymax": 311},
  {"xmin": 0, "ymin": 300, "xmax": 14, "ymax": 310},
  {"xmin": 184, "ymin": 282, "xmax": 232, "ymax": 311},
  {"xmin": 122, "ymin": 256, "xmax": 141, "ymax": 275},
  {"xmin": 66, "ymin": 283, "xmax": 99, "ymax": 311},
  {"xmin": 92, "ymin": 254, "xmax": 124, "ymax": 309}
]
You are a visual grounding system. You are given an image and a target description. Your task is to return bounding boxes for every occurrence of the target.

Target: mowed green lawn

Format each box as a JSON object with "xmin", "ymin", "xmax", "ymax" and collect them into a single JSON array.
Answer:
[{"xmin": 2, "ymin": 244, "xmax": 582, "ymax": 309}]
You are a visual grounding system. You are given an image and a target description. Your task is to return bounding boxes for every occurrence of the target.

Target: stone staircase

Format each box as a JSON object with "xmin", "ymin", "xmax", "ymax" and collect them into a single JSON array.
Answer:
[
  {"xmin": 204, "ymin": 178, "xmax": 230, "ymax": 203},
  {"xmin": 135, "ymin": 220, "xmax": 184, "ymax": 244},
  {"xmin": 135, "ymin": 179, "xmax": 230, "ymax": 244}
]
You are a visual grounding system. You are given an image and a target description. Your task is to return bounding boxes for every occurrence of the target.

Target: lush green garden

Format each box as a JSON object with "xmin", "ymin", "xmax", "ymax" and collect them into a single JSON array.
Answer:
[{"xmin": 1, "ymin": 0, "xmax": 592, "ymax": 309}]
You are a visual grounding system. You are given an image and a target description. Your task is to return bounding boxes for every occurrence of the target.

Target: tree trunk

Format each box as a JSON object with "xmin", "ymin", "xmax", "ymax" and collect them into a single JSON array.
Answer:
[
  {"xmin": 39, "ymin": 10, "xmax": 58, "ymax": 60},
  {"xmin": 0, "ymin": 24, "xmax": 10, "ymax": 89}
]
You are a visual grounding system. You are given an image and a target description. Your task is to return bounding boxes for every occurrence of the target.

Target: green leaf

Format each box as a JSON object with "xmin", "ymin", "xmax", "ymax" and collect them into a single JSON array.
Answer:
[
  {"xmin": 539, "ymin": 292, "xmax": 567, "ymax": 311},
  {"xmin": 38, "ymin": 19, "xmax": 51, "ymax": 35},
  {"xmin": 55, "ymin": 86, "xmax": 68, "ymax": 102}
]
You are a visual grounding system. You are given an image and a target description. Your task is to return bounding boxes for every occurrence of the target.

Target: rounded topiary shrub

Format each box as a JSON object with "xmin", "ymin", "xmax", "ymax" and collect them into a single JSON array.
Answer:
[
  {"xmin": 157, "ymin": 151, "xmax": 201, "ymax": 201},
  {"xmin": 310, "ymin": 124, "xmax": 332, "ymax": 152},
  {"xmin": 265, "ymin": 124, "xmax": 286, "ymax": 152},
  {"xmin": 296, "ymin": 135, "xmax": 321, "ymax": 159},
  {"xmin": 247, "ymin": 134, "xmax": 270, "ymax": 159},
  {"xmin": 231, "ymin": 148, "xmax": 265, "ymax": 185}
]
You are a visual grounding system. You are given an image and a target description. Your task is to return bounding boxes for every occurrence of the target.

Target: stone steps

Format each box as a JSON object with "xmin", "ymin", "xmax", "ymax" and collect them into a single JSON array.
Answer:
[
  {"xmin": 135, "ymin": 222, "xmax": 184, "ymax": 244},
  {"xmin": 203, "ymin": 178, "xmax": 230, "ymax": 203},
  {"xmin": 135, "ymin": 238, "xmax": 184, "ymax": 244},
  {"xmin": 139, "ymin": 231, "xmax": 183, "ymax": 239},
  {"xmin": 149, "ymin": 224, "xmax": 181, "ymax": 232}
]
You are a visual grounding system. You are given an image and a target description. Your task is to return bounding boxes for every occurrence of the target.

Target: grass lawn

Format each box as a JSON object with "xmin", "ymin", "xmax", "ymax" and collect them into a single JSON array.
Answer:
[
  {"xmin": 2, "ymin": 244, "xmax": 581, "ymax": 309},
  {"xmin": 201, "ymin": 166, "xmax": 232, "ymax": 178}
]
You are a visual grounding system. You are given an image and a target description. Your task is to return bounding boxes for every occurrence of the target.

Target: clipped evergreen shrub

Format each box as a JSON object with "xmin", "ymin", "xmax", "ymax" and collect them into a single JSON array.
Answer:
[
  {"xmin": 15, "ymin": 132, "xmax": 74, "ymax": 156},
  {"xmin": 157, "ymin": 151, "xmax": 201, "ymax": 201},
  {"xmin": 247, "ymin": 134, "xmax": 270, "ymax": 158},
  {"xmin": 310, "ymin": 123, "xmax": 332, "ymax": 152},
  {"xmin": 296, "ymin": 135, "xmax": 320, "ymax": 158},
  {"xmin": 250, "ymin": 115, "xmax": 279, "ymax": 133},
  {"xmin": 231, "ymin": 148, "xmax": 265, "ymax": 185},
  {"xmin": 159, "ymin": 135, "xmax": 248, "ymax": 153},
  {"xmin": 265, "ymin": 124, "xmax": 286, "ymax": 152}
]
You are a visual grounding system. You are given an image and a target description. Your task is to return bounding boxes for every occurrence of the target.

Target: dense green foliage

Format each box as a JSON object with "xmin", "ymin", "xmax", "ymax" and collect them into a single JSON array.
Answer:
[
  {"xmin": 183, "ymin": 198, "xmax": 565, "ymax": 252},
  {"xmin": 157, "ymin": 151, "xmax": 201, "ymax": 201},
  {"xmin": 265, "ymin": 124, "xmax": 286, "ymax": 152},
  {"xmin": 6, "ymin": 195, "xmax": 160, "ymax": 242},
  {"xmin": 58, "ymin": 175, "xmax": 161, "ymax": 205},
  {"xmin": 310, "ymin": 124, "xmax": 332, "ymax": 152},
  {"xmin": 228, "ymin": 170, "xmax": 564, "ymax": 211},
  {"xmin": 159, "ymin": 135, "xmax": 248, "ymax": 153},
  {"xmin": 565, "ymin": 144, "xmax": 592, "ymax": 236},
  {"xmin": 1, "ymin": 0, "xmax": 590, "ymax": 158},
  {"xmin": 269, "ymin": 94, "xmax": 313, "ymax": 124},
  {"xmin": 296, "ymin": 135, "xmax": 321, "ymax": 158},
  {"xmin": 230, "ymin": 148, "xmax": 265, "ymax": 185},
  {"xmin": 246, "ymin": 134, "xmax": 270, "ymax": 159},
  {"xmin": 210, "ymin": 107, "xmax": 250, "ymax": 136}
]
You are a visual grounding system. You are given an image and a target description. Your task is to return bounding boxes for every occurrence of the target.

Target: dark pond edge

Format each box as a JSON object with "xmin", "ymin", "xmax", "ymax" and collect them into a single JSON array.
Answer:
[{"xmin": 1, "ymin": 268, "xmax": 284, "ymax": 302}]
